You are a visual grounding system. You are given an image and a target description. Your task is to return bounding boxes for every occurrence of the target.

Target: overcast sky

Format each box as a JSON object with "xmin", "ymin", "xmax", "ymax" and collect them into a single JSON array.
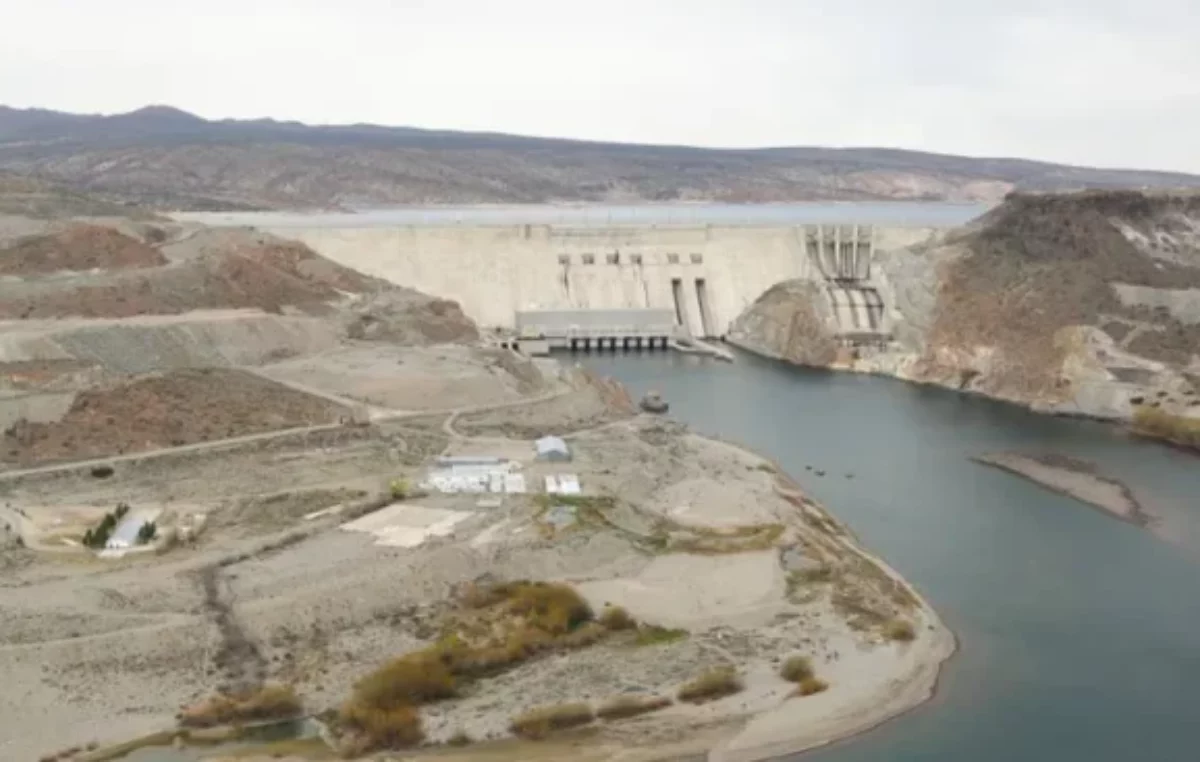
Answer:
[{"xmin": 3, "ymin": 0, "xmax": 1198, "ymax": 172}]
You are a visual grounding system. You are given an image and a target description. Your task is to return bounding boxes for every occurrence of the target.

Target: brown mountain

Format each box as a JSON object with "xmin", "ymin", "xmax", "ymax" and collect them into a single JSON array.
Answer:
[{"xmin": 2, "ymin": 105, "xmax": 1199, "ymax": 211}]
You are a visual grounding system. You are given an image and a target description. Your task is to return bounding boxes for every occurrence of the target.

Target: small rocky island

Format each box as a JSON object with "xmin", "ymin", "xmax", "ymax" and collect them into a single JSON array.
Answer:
[{"xmin": 972, "ymin": 452, "xmax": 1154, "ymax": 528}]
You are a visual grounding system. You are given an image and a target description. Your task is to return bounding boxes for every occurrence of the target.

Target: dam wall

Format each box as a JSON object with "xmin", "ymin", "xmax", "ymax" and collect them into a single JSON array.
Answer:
[{"xmin": 266, "ymin": 224, "xmax": 940, "ymax": 338}]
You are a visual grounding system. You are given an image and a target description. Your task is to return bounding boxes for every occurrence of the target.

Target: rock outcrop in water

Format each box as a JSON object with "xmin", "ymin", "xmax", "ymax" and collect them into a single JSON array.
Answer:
[{"xmin": 730, "ymin": 190, "xmax": 1200, "ymax": 436}]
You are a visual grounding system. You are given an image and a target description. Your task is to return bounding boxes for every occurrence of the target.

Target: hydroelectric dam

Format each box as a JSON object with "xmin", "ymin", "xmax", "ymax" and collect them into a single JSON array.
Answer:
[
  {"xmin": 259, "ymin": 221, "xmax": 951, "ymax": 346},
  {"xmin": 181, "ymin": 205, "xmax": 981, "ymax": 349}
]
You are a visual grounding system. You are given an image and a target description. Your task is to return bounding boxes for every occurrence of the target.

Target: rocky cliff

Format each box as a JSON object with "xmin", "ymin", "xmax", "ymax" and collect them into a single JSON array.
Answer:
[{"xmin": 730, "ymin": 191, "xmax": 1200, "ymax": 436}]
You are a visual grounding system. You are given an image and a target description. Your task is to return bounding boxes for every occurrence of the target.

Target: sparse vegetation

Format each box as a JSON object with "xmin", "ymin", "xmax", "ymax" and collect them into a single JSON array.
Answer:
[
  {"xmin": 350, "ymin": 651, "xmax": 458, "ymax": 708},
  {"xmin": 509, "ymin": 702, "xmax": 594, "ymax": 739},
  {"xmin": 780, "ymin": 655, "xmax": 814, "ymax": 683},
  {"xmin": 786, "ymin": 564, "xmax": 835, "ymax": 602},
  {"xmin": 655, "ymin": 521, "xmax": 787, "ymax": 555},
  {"xmin": 633, "ymin": 624, "xmax": 688, "ymax": 647},
  {"xmin": 533, "ymin": 493, "xmax": 618, "ymax": 535},
  {"xmin": 596, "ymin": 694, "xmax": 672, "ymax": 721},
  {"xmin": 828, "ymin": 553, "xmax": 918, "ymax": 632},
  {"xmin": 447, "ymin": 729, "xmax": 473, "ymax": 747},
  {"xmin": 388, "ymin": 478, "xmax": 411, "ymax": 501},
  {"xmin": 831, "ymin": 586, "xmax": 889, "ymax": 631},
  {"xmin": 533, "ymin": 494, "xmax": 615, "ymax": 511},
  {"xmin": 885, "ymin": 619, "xmax": 917, "ymax": 642},
  {"xmin": 599, "ymin": 605, "xmax": 637, "ymax": 631},
  {"xmin": 558, "ymin": 621, "xmax": 608, "ymax": 649},
  {"xmin": 791, "ymin": 564, "xmax": 834, "ymax": 584},
  {"xmin": 1133, "ymin": 406, "xmax": 1200, "ymax": 450},
  {"xmin": 178, "ymin": 684, "xmax": 303, "ymax": 728},
  {"xmin": 794, "ymin": 677, "xmax": 829, "ymax": 697},
  {"xmin": 677, "ymin": 667, "xmax": 743, "ymax": 704},
  {"xmin": 337, "ymin": 702, "xmax": 424, "ymax": 756},
  {"xmin": 460, "ymin": 580, "xmax": 594, "ymax": 635},
  {"xmin": 338, "ymin": 580, "xmax": 604, "ymax": 754}
]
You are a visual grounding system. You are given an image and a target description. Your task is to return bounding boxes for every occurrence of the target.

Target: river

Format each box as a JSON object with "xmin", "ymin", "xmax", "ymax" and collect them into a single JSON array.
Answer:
[{"xmin": 582, "ymin": 349, "xmax": 1200, "ymax": 761}]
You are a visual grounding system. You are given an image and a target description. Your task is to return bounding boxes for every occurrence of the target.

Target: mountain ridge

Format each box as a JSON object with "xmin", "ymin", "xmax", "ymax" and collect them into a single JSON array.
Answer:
[{"xmin": 3, "ymin": 104, "xmax": 1199, "ymax": 211}]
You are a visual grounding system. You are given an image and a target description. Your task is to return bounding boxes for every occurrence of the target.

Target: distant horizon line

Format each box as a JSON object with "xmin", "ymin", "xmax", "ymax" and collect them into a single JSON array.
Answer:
[{"xmin": 4, "ymin": 101, "xmax": 1194, "ymax": 177}]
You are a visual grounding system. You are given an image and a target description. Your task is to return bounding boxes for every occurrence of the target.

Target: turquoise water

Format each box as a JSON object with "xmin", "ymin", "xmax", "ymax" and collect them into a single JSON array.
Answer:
[
  {"xmin": 175, "ymin": 202, "xmax": 990, "ymax": 229},
  {"xmin": 583, "ymin": 350, "xmax": 1200, "ymax": 761}
]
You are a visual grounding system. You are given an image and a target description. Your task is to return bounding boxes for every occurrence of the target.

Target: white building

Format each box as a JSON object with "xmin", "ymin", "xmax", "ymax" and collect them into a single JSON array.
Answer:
[
  {"xmin": 535, "ymin": 436, "xmax": 572, "ymax": 462},
  {"xmin": 544, "ymin": 474, "xmax": 582, "ymax": 496}
]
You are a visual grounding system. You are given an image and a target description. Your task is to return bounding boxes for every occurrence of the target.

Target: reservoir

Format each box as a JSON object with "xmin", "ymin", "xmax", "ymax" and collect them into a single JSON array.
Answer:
[
  {"xmin": 584, "ymin": 350, "xmax": 1200, "ymax": 761},
  {"xmin": 176, "ymin": 201, "xmax": 990, "ymax": 228}
]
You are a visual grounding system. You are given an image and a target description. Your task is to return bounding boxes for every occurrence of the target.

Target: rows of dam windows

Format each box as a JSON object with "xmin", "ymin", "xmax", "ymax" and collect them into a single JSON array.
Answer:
[{"xmin": 558, "ymin": 252, "xmax": 703, "ymax": 266}]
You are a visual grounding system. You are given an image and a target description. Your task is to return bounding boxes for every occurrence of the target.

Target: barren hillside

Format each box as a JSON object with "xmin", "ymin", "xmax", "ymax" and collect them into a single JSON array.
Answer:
[
  {"xmin": 0, "ymin": 179, "xmax": 481, "ymax": 468},
  {"xmin": 2, "ymin": 106, "xmax": 1199, "ymax": 210},
  {"xmin": 730, "ymin": 190, "xmax": 1200, "ymax": 434},
  {"xmin": 2, "ymin": 368, "xmax": 348, "ymax": 465}
]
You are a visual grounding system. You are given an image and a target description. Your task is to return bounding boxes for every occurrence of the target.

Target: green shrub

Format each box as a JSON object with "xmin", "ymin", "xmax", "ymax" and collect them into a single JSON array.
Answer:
[
  {"xmin": 599, "ymin": 605, "xmax": 637, "ymax": 631},
  {"xmin": 677, "ymin": 667, "xmax": 743, "ymax": 704},
  {"xmin": 794, "ymin": 677, "xmax": 829, "ymax": 697},
  {"xmin": 884, "ymin": 619, "xmax": 916, "ymax": 642},
  {"xmin": 596, "ymin": 694, "xmax": 671, "ymax": 721},
  {"xmin": 779, "ymin": 656, "xmax": 814, "ymax": 683},
  {"xmin": 509, "ymin": 702, "xmax": 594, "ymax": 739}
]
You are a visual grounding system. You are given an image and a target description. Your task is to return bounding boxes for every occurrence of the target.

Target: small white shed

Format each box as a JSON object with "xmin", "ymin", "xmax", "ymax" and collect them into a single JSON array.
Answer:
[{"xmin": 535, "ymin": 436, "xmax": 571, "ymax": 462}]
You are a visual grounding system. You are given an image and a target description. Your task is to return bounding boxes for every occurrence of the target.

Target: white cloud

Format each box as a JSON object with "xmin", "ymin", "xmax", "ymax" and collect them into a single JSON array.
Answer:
[{"xmin": 1, "ymin": 0, "xmax": 1197, "ymax": 172}]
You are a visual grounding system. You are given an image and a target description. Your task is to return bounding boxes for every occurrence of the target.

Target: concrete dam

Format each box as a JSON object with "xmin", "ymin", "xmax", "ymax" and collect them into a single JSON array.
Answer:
[{"xmin": 265, "ymin": 222, "xmax": 943, "ymax": 345}]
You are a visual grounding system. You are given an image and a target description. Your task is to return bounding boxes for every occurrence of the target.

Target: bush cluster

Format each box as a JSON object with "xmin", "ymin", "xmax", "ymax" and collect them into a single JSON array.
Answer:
[
  {"xmin": 598, "ymin": 605, "xmax": 637, "ymax": 631},
  {"xmin": 677, "ymin": 667, "xmax": 743, "ymax": 704},
  {"xmin": 509, "ymin": 703, "xmax": 594, "ymax": 739},
  {"xmin": 341, "ymin": 580, "xmax": 603, "ymax": 753},
  {"xmin": 1133, "ymin": 406, "xmax": 1200, "ymax": 450},
  {"xmin": 779, "ymin": 655, "xmax": 814, "ymax": 683},
  {"xmin": 179, "ymin": 683, "xmax": 303, "ymax": 728},
  {"xmin": 596, "ymin": 694, "xmax": 671, "ymax": 720}
]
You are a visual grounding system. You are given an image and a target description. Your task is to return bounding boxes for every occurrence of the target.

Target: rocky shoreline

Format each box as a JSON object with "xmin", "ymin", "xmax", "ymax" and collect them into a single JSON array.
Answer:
[
  {"xmin": 724, "ymin": 333, "xmax": 1196, "ymax": 452},
  {"xmin": 725, "ymin": 191, "xmax": 1200, "ymax": 454}
]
